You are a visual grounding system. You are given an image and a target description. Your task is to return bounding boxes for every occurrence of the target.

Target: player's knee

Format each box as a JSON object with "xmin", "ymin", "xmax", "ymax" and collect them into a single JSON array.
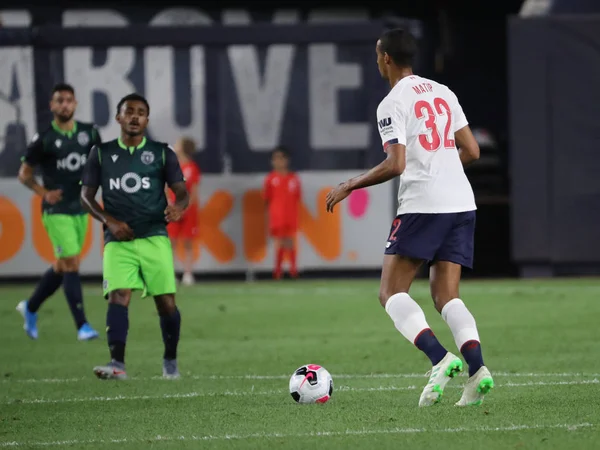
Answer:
[
  {"xmin": 430, "ymin": 292, "xmax": 456, "ymax": 313},
  {"xmin": 58, "ymin": 256, "xmax": 79, "ymax": 273},
  {"xmin": 154, "ymin": 294, "xmax": 176, "ymax": 316},
  {"xmin": 108, "ymin": 290, "xmax": 131, "ymax": 307}
]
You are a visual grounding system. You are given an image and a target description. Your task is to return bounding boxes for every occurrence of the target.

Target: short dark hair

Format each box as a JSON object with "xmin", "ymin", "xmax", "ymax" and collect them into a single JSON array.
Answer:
[
  {"xmin": 272, "ymin": 145, "xmax": 290, "ymax": 158},
  {"xmin": 51, "ymin": 83, "xmax": 75, "ymax": 97},
  {"xmin": 116, "ymin": 93, "xmax": 150, "ymax": 115},
  {"xmin": 378, "ymin": 28, "xmax": 417, "ymax": 68}
]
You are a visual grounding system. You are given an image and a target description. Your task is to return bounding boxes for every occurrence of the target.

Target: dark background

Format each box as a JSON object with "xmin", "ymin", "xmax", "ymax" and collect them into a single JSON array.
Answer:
[{"xmin": 3, "ymin": 0, "xmax": 598, "ymax": 278}]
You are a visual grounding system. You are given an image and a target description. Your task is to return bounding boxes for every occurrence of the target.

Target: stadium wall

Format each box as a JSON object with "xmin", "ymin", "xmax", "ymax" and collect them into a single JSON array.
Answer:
[
  {"xmin": 0, "ymin": 173, "xmax": 393, "ymax": 277},
  {"xmin": 0, "ymin": 7, "xmax": 514, "ymax": 279},
  {"xmin": 509, "ymin": 16, "xmax": 600, "ymax": 277}
]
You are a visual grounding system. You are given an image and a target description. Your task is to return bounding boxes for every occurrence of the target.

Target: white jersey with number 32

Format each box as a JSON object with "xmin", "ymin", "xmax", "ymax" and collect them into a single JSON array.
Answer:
[{"xmin": 377, "ymin": 75, "xmax": 476, "ymax": 215}]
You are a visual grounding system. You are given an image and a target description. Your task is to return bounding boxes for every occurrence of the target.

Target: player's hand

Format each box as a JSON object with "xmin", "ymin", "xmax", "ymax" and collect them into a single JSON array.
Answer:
[
  {"xmin": 326, "ymin": 182, "xmax": 352, "ymax": 213},
  {"xmin": 43, "ymin": 189, "xmax": 63, "ymax": 205},
  {"xmin": 164, "ymin": 204, "xmax": 184, "ymax": 222},
  {"xmin": 106, "ymin": 218, "xmax": 135, "ymax": 241}
]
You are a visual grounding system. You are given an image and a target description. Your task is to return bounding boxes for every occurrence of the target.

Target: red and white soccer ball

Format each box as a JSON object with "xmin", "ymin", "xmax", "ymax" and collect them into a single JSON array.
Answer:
[{"xmin": 289, "ymin": 364, "xmax": 333, "ymax": 404}]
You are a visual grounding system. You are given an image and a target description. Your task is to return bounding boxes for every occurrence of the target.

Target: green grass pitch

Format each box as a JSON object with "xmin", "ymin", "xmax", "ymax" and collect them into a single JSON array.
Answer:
[{"xmin": 1, "ymin": 278, "xmax": 599, "ymax": 449}]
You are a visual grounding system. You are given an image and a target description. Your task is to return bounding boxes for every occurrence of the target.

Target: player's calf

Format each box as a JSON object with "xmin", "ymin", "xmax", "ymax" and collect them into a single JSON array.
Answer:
[
  {"xmin": 383, "ymin": 292, "xmax": 461, "ymax": 406},
  {"xmin": 441, "ymin": 298, "xmax": 485, "ymax": 377},
  {"xmin": 58, "ymin": 256, "xmax": 98, "ymax": 339},
  {"xmin": 104, "ymin": 290, "xmax": 131, "ymax": 369},
  {"xmin": 155, "ymin": 294, "xmax": 181, "ymax": 378}
]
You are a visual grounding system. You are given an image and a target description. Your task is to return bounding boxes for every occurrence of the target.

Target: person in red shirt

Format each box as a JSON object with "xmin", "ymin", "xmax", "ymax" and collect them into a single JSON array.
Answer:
[
  {"xmin": 167, "ymin": 137, "xmax": 201, "ymax": 285},
  {"xmin": 263, "ymin": 146, "xmax": 301, "ymax": 279}
]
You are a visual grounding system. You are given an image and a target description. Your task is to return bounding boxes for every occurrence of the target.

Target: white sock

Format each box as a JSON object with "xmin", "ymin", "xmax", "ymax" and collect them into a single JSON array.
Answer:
[
  {"xmin": 384, "ymin": 292, "xmax": 431, "ymax": 344},
  {"xmin": 441, "ymin": 298, "xmax": 480, "ymax": 350}
]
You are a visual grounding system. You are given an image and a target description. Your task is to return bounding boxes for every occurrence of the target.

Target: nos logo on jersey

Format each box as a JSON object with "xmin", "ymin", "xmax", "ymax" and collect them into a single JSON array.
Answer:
[
  {"xmin": 56, "ymin": 152, "xmax": 87, "ymax": 171},
  {"xmin": 109, "ymin": 172, "xmax": 151, "ymax": 194},
  {"xmin": 378, "ymin": 117, "xmax": 391, "ymax": 129}
]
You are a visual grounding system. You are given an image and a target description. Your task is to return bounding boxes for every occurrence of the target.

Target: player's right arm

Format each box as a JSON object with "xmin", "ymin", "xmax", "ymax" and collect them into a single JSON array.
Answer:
[
  {"xmin": 18, "ymin": 133, "xmax": 62, "ymax": 204},
  {"xmin": 80, "ymin": 145, "xmax": 134, "ymax": 241},
  {"xmin": 448, "ymin": 90, "xmax": 480, "ymax": 166}
]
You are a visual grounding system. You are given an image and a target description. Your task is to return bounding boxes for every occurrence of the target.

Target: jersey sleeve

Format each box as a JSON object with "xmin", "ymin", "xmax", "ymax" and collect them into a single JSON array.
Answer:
[
  {"xmin": 81, "ymin": 146, "xmax": 101, "ymax": 188},
  {"xmin": 91, "ymin": 125, "xmax": 102, "ymax": 145},
  {"xmin": 449, "ymin": 90, "xmax": 469, "ymax": 132},
  {"xmin": 377, "ymin": 100, "xmax": 406, "ymax": 152},
  {"xmin": 22, "ymin": 133, "xmax": 45, "ymax": 166},
  {"xmin": 164, "ymin": 146, "xmax": 185, "ymax": 187}
]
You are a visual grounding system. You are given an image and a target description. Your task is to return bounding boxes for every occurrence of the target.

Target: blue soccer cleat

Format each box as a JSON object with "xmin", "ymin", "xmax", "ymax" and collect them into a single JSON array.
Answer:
[
  {"xmin": 16, "ymin": 300, "xmax": 38, "ymax": 340},
  {"xmin": 77, "ymin": 323, "xmax": 99, "ymax": 341}
]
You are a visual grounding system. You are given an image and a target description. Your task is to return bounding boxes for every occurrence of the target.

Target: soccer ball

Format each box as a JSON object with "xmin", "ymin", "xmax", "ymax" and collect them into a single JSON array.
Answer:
[{"xmin": 289, "ymin": 364, "xmax": 333, "ymax": 404}]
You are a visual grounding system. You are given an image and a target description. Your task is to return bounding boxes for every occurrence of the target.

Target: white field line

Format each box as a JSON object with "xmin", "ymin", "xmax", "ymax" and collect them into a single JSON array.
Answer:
[
  {"xmin": 2, "ymin": 371, "xmax": 600, "ymax": 384},
  {"xmin": 3, "ymin": 379, "xmax": 598, "ymax": 406},
  {"xmin": 0, "ymin": 423, "xmax": 594, "ymax": 447}
]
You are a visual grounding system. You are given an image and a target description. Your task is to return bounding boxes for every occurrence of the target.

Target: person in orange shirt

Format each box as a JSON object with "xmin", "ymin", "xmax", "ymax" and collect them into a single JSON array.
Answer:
[
  {"xmin": 167, "ymin": 137, "xmax": 201, "ymax": 286},
  {"xmin": 263, "ymin": 146, "xmax": 301, "ymax": 279}
]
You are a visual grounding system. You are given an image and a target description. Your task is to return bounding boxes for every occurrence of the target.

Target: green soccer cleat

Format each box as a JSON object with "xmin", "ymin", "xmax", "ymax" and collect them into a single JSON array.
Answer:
[
  {"xmin": 455, "ymin": 366, "xmax": 494, "ymax": 406},
  {"xmin": 419, "ymin": 352, "xmax": 463, "ymax": 407}
]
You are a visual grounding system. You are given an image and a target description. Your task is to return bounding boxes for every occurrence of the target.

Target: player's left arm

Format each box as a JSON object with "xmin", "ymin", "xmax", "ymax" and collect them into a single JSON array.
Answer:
[
  {"xmin": 164, "ymin": 146, "xmax": 189, "ymax": 222},
  {"xmin": 326, "ymin": 101, "xmax": 406, "ymax": 212}
]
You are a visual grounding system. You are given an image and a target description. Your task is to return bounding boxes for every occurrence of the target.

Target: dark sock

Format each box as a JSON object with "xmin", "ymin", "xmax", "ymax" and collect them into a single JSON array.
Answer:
[
  {"xmin": 63, "ymin": 272, "xmax": 87, "ymax": 329},
  {"xmin": 160, "ymin": 308, "xmax": 181, "ymax": 360},
  {"xmin": 27, "ymin": 267, "xmax": 63, "ymax": 313},
  {"xmin": 461, "ymin": 340, "xmax": 485, "ymax": 377},
  {"xmin": 414, "ymin": 329, "xmax": 448, "ymax": 366},
  {"xmin": 107, "ymin": 304, "xmax": 129, "ymax": 364}
]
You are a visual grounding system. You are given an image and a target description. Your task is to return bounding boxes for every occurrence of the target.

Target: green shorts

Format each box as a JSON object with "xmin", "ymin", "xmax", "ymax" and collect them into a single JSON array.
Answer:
[
  {"xmin": 42, "ymin": 213, "xmax": 89, "ymax": 259},
  {"xmin": 102, "ymin": 235, "xmax": 176, "ymax": 298}
]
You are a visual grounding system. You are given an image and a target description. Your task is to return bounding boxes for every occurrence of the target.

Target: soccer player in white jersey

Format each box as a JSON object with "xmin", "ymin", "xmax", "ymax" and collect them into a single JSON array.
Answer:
[{"xmin": 326, "ymin": 28, "xmax": 493, "ymax": 407}]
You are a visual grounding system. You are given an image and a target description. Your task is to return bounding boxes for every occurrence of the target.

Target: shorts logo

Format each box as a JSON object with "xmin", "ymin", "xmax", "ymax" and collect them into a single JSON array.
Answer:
[
  {"xmin": 141, "ymin": 151, "xmax": 154, "ymax": 165},
  {"xmin": 56, "ymin": 245, "xmax": 63, "ymax": 255},
  {"xmin": 103, "ymin": 280, "xmax": 108, "ymax": 290},
  {"xmin": 77, "ymin": 131, "xmax": 90, "ymax": 146}
]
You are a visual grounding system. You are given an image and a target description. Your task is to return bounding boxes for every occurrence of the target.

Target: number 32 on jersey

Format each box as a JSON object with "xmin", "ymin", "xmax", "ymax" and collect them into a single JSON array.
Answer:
[{"xmin": 414, "ymin": 97, "xmax": 455, "ymax": 152}]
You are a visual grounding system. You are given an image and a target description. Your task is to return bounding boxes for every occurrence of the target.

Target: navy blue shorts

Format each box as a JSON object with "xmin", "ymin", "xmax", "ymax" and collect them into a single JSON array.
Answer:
[{"xmin": 384, "ymin": 211, "xmax": 476, "ymax": 268}]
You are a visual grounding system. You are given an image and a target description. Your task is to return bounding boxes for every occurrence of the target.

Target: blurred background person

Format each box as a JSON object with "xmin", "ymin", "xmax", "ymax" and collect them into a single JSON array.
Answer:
[
  {"xmin": 263, "ymin": 146, "xmax": 301, "ymax": 280},
  {"xmin": 167, "ymin": 137, "xmax": 201, "ymax": 286}
]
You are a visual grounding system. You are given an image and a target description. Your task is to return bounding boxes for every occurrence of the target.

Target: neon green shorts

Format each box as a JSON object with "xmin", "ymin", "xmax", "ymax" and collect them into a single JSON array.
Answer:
[
  {"xmin": 102, "ymin": 235, "xmax": 176, "ymax": 298},
  {"xmin": 42, "ymin": 213, "xmax": 89, "ymax": 259}
]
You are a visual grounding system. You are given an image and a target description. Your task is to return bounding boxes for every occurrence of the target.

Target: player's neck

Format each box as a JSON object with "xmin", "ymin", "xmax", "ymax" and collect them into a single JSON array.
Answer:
[
  {"xmin": 120, "ymin": 134, "xmax": 145, "ymax": 148},
  {"xmin": 53, "ymin": 118, "xmax": 76, "ymax": 132},
  {"xmin": 389, "ymin": 67, "xmax": 414, "ymax": 89},
  {"xmin": 275, "ymin": 169, "xmax": 289, "ymax": 175}
]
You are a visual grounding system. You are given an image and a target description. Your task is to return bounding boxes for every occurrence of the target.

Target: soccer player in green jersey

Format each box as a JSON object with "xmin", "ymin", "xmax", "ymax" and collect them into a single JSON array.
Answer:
[
  {"xmin": 81, "ymin": 93, "xmax": 189, "ymax": 380},
  {"xmin": 16, "ymin": 83, "xmax": 100, "ymax": 341}
]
